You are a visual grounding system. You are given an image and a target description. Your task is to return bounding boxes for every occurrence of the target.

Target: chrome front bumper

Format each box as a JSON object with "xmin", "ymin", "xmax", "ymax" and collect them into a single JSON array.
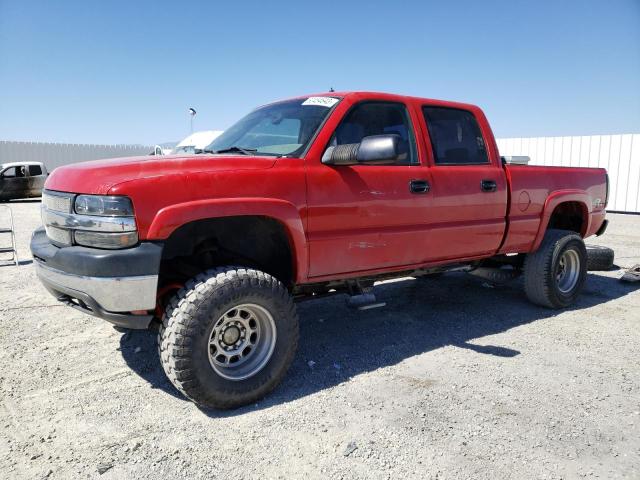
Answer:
[
  {"xmin": 35, "ymin": 260, "xmax": 158, "ymax": 328},
  {"xmin": 31, "ymin": 226, "xmax": 163, "ymax": 329}
]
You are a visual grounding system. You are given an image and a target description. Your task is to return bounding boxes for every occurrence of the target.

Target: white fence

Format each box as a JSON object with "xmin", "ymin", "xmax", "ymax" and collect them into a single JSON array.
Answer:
[
  {"xmin": 497, "ymin": 134, "xmax": 640, "ymax": 213},
  {"xmin": 0, "ymin": 141, "xmax": 153, "ymax": 172}
]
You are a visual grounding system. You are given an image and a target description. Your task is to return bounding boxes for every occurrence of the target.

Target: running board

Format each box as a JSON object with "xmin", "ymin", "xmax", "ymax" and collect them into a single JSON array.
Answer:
[
  {"xmin": 346, "ymin": 293, "xmax": 386, "ymax": 310},
  {"xmin": 345, "ymin": 280, "xmax": 386, "ymax": 310}
]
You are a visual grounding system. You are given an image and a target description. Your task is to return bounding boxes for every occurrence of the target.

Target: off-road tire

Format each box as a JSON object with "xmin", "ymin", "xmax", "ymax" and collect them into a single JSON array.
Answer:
[
  {"xmin": 586, "ymin": 245, "xmax": 615, "ymax": 271},
  {"xmin": 158, "ymin": 267, "xmax": 299, "ymax": 409},
  {"xmin": 524, "ymin": 229, "xmax": 587, "ymax": 309}
]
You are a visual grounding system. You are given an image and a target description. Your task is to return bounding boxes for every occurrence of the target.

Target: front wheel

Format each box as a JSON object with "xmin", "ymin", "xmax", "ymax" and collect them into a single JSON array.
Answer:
[
  {"xmin": 523, "ymin": 229, "xmax": 587, "ymax": 308},
  {"xmin": 158, "ymin": 267, "xmax": 299, "ymax": 409}
]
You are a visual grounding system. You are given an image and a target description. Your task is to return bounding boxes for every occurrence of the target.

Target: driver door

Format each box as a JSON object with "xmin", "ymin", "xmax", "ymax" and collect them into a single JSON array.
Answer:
[
  {"xmin": 0, "ymin": 166, "xmax": 30, "ymax": 200},
  {"xmin": 305, "ymin": 100, "xmax": 435, "ymax": 278}
]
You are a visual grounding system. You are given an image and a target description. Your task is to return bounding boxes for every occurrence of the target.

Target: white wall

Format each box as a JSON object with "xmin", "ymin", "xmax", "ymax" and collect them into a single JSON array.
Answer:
[
  {"xmin": 497, "ymin": 134, "xmax": 640, "ymax": 213},
  {"xmin": 0, "ymin": 141, "xmax": 153, "ymax": 172}
]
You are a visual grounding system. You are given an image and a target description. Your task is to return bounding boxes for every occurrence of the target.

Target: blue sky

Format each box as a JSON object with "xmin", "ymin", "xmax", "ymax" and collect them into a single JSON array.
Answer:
[{"xmin": 0, "ymin": 0, "xmax": 638, "ymax": 145}]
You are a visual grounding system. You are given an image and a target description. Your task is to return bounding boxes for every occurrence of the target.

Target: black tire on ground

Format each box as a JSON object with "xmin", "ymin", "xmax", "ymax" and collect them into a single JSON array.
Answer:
[
  {"xmin": 523, "ymin": 229, "xmax": 587, "ymax": 309},
  {"xmin": 586, "ymin": 245, "xmax": 615, "ymax": 271},
  {"xmin": 158, "ymin": 267, "xmax": 299, "ymax": 409}
]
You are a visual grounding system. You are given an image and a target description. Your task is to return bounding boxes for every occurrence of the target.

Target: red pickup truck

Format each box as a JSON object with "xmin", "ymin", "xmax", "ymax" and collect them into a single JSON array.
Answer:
[{"xmin": 31, "ymin": 92, "xmax": 609, "ymax": 408}]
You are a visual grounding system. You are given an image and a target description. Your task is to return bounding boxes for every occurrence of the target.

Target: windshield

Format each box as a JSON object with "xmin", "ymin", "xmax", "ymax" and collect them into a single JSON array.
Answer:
[{"xmin": 204, "ymin": 97, "xmax": 340, "ymax": 157}]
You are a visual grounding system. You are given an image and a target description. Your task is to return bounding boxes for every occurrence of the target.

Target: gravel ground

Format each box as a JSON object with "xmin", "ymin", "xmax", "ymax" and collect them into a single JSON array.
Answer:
[{"xmin": 1, "ymin": 200, "xmax": 639, "ymax": 479}]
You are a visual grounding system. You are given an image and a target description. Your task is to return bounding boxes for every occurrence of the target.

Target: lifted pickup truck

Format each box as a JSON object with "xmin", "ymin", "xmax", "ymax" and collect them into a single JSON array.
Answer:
[{"xmin": 31, "ymin": 92, "xmax": 609, "ymax": 409}]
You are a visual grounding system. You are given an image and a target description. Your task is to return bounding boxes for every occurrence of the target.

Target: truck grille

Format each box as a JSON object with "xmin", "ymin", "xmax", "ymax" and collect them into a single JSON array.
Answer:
[
  {"xmin": 41, "ymin": 191, "xmax": 75, "ymax": 246},
  {"xmin": 40, "ymin": 189, "xmax": 137, "ymax": 248}
]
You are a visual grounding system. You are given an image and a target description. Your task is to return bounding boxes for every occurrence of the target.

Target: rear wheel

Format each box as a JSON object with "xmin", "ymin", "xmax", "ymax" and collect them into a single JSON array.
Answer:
[
  {"xmin": 158, "ymin": 267, "xmax": 299, "ymax": 409},
  {"xmin": 524, "ymin": 229, "xmax": 587, "ymax": 308}
]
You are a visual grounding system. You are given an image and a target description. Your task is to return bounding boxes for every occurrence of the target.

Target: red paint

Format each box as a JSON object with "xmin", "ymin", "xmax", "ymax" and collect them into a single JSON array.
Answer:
[{"xmin": 44, "ymin": 92, "xmax": 608, "ymax": 285}]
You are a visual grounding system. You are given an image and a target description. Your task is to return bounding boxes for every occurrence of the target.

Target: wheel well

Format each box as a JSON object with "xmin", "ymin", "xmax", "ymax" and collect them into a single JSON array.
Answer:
[
  {"xmin": 159, "ymin": 216, "xmax": 295, "ymax": 288},
  {"xmin": 547, "ymin": 201, "xmax": 587, "ymax": 235}
]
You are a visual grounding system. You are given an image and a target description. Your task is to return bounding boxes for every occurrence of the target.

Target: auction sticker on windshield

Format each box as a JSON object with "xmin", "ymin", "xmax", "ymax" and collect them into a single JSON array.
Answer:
[{"xmin": 302, "ymin": 97, "xmax": 339, "ymax": 108}]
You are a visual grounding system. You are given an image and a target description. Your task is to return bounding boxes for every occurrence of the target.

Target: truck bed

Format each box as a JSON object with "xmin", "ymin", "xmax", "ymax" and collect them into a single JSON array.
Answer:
[{"xmin": 501, "ymin": 164, "xmax": 608, "ymax": 253}]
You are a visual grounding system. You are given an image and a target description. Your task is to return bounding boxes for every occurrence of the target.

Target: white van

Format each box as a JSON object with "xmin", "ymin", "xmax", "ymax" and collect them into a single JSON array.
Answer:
[{"xmin": 172, "ymin": 130, "xmax": 224, "ymax": 154}]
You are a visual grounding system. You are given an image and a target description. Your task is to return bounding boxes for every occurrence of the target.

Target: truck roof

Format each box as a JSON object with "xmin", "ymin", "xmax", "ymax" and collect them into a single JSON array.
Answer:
[
  {"xmin": 278, "ymin": 91, "xmax": 482, "ymax": 112},
  {"xmin": 1, "ymin": 161, "xmax": 46, "ymax": 169}
]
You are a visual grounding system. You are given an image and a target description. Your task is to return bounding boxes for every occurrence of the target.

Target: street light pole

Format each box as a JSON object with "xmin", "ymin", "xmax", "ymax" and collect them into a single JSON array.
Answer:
[{"xmin": 189, "ymin": 107, "xmax": 197, "ymax": 134}]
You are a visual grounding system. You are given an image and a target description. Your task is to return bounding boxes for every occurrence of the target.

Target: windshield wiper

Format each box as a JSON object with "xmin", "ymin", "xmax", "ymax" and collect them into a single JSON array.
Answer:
[{"xmin": 212, "ymin": 146, "xmax": 258, "ymax": 155}]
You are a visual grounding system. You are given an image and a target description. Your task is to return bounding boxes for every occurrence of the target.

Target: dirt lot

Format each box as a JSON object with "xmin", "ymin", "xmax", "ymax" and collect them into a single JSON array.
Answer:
[{"xmin": 0, "ymin": 200, "xmax": 639, "ymax": 479}]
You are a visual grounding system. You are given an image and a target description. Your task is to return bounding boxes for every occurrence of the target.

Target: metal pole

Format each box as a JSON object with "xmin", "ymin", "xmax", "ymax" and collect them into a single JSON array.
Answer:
[{"xmin": 189, "ymin": 107, "xmax": 197, "ymax": 134}]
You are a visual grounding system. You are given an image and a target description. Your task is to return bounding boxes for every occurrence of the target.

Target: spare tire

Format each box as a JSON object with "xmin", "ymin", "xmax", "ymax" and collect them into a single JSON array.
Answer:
[{"xmin": 586, "ymin": 245, "xmax": 615, "ymax": 271}]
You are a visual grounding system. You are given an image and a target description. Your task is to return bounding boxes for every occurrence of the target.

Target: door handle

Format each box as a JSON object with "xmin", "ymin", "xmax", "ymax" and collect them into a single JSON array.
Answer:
[
  {"xmin": 481, "ymin": 179, "xmax": 497, "ymax": 192},
  {"xmin": 410, "ymin": 179, "xmax": 430, "ymax": 194}
]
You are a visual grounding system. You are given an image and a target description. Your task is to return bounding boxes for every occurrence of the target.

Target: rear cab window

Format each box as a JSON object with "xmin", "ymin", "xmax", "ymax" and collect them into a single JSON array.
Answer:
[{"xmin": 422, "ymin": 107, "xmax": 489, "ymax": 165}]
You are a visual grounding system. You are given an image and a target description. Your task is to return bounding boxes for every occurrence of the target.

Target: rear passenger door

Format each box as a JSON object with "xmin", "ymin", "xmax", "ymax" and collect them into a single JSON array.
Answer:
[
  {"xmin": 419, "ymin": 106, "xmax": 507, "ymax": 260},
  {"xmin": 27, "ymin": 164, "xmax": 46, "ymax": 197}
]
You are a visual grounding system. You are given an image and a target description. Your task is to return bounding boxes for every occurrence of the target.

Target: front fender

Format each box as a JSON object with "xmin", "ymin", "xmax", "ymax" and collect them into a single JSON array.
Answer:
[
  {"xmin": 147, "ymin": 198, "xmax": 308, "ymax": 282},
  {"xmin": 531, "ymin": 190, "xmax": 591, "ymax": 251}
]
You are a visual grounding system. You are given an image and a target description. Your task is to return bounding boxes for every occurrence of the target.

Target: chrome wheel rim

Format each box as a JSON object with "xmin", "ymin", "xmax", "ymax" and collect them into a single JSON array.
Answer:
[
  {"xmin": 556, "ymin": 249, "xmax": 580, "ymax": 293},
  {"xmin": 208, "ymin": 303, "xmax": 277, "ymax": 381}
]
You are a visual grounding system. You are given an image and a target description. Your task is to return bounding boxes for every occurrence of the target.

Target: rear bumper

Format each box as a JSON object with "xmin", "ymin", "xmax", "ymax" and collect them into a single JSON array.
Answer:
[
  {"xmin": 584, "ymin": 209, "xmax": 607, "ymax": 239},
  {"xmin": 31, "ymin": 227, "xmax": 162, "ymax": 329}
]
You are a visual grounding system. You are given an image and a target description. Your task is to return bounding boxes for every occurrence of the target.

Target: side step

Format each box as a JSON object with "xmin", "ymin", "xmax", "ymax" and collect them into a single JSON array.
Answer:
[
  {"xmin": 346, "ymin": 293, "xmax": 386, "ymax": 310},
  {"xmin": 345, "ymin": 281, "xmax": 386, "ymax": 310}
]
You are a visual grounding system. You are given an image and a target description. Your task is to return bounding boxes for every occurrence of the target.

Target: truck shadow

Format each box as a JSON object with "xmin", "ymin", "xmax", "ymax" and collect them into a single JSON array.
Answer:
[{"xmin": 118, "ymin": 271, "xmax": 636, "ymax": 414}]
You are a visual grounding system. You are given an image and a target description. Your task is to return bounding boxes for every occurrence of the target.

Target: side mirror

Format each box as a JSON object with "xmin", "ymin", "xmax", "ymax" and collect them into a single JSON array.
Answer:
[
  {"xmin": 357, "ymin": 134, "xmax": 401, "ymax": 164},
  {"xmin": 322, "ymin": 134, "xmax": 401, "ymax": 166}
]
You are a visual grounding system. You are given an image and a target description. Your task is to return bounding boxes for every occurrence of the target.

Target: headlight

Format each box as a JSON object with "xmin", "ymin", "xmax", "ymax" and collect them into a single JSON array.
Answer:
[
  {"xmin": 41, "ymin": 191, "xmax": 139, "ymax": 249},
  {"xmin": 73, "ymin": 195, "xmax": 137, "ymax": 248},
  {"xmin": 75, "ymin": 195, "xmax": 134, "ymax": 216}
]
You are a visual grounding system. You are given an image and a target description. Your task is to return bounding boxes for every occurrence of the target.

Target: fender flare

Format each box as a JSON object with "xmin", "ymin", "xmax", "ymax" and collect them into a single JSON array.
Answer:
[
  {"xmin": 531, "ymin": 190, "xmax": 591, "ymax": 251},
  {"xmin": 147, "ymin": 198, "xmax": 308, "ymax": 282}
]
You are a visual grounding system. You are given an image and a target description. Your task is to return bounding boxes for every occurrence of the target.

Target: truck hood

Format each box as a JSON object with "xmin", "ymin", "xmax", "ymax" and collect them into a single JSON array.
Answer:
[{"xmin": 44, "ymin": 154, "xmax": 278, "ymax": 194}]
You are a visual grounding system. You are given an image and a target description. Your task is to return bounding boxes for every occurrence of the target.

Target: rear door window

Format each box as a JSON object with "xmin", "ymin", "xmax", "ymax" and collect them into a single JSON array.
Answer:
[
  {"xmin": 422, "ymin": 107, "xmax": 489, "ymax": 165},
  {"xmin": 28, "ymin": 165, "xmax": 43, "ymax": 176}
]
